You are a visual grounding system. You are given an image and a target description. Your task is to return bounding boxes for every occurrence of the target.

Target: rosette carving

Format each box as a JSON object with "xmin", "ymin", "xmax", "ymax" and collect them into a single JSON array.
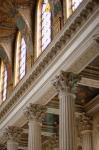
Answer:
[{"xmin": 24, "ymin": 103, "xmax": 47, "ymax": 121}]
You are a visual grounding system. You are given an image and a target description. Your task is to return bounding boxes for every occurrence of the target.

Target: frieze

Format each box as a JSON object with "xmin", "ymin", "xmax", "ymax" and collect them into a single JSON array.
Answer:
[{"xmin": 0, "ymin": 0, "xmax": 98, "ymax": 122}]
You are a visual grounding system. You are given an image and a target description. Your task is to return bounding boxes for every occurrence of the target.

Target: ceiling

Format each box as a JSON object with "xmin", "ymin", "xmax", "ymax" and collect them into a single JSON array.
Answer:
[{"xmin": 0, "ymin": 0, "xmax": 35, "ymax": 40}]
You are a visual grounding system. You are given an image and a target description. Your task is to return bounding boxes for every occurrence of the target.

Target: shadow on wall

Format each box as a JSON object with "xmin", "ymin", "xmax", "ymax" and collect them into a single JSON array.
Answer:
[{"xmin": 77, "ymin": 146, "xmax": 82, "ymax": 150}]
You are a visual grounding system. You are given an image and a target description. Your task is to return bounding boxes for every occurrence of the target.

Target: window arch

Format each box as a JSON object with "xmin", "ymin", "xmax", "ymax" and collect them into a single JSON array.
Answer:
[
  {"xmin": 0, "ymin": 60, "xmax": 8, "ymax": 102},
  {"xmin": 37, "ymin": 0, "xmax": 51, "ymax": 57},
  {"xmin": 14, "ymin": 32, "xmax": 27, "ymax": 85}
]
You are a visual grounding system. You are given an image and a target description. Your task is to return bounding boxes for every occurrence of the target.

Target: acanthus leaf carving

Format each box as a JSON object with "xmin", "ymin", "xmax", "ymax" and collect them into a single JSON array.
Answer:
[
  {"xmin": 79, "ymin": 113, "xmax": 93, "ymax": 132},
  {"xmin": 24, "ymin": 103, "xmax": 47, "ymax": 122},
  {"xmin": 53, "ymin": 71, "xmax": 81, "ymax": 94},
  {"xmin": 4, "ymin": 126, "xmax": 23, "ymax": 142}
]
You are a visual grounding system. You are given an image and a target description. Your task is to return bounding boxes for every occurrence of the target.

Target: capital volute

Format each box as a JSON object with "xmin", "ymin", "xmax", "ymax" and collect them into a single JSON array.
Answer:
[
  {"xmin": 4, "ymin": 126, "xmax": 23, "ymax": 142},
  {"xmin": 79, "ymin": 113, "xmax": 92, "ymax": 133},
  {"xmin": 24, "ymin": 103, "xmax": 47, "ymax": 122},
  {"xmin": 53, "ymin": 71, "xmax": 80, "ymax": 94}
]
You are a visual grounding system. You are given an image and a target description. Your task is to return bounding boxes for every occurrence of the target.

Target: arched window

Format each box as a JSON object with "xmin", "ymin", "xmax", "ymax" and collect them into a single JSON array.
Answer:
[
  {"xmin": 41, "ymin": 0, "xmax": 51, "ymax": 51},
  {"xmin": 72, "ymin": 0, "xmax": 83, "ymax": 11},
  {"xmin": 0, "ymin": 61, "xmax": 8, "ymax": 102},
  {"xmin": 37, "ymin": 0, "xmax": 51, "ymax": 57},
  {"xmin": 14, "ymin": 32, "xmax": 27, "ymax": 85}
]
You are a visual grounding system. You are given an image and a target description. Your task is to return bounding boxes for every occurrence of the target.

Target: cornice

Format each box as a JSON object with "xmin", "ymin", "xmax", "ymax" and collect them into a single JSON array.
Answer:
[
  {"xmin": 85, "ymin": 95, "xmax": 99, "ymax": 114},
  {"xmin": 0, "ymin": 0, "xmax": 98, "ymax": 123}
]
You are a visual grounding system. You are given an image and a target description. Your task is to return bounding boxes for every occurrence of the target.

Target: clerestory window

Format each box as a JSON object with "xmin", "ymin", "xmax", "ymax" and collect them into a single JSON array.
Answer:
[
  {"xmin": 0, "ymin": 61, "xmax": 7, "ymax": 102},
  {"xmin": 37, "ymin": 0, "xmax": 51, "ymax": 57},
  {"xmin": 15, "ymin": 32, "xmax": 27, "ymax": 85},
  {"xmin": 72, "ymin": 0, "xmax": 83, "ymax": 11}
]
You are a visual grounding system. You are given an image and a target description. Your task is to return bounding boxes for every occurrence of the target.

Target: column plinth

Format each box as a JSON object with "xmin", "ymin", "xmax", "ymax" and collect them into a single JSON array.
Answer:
[
  {"xmin": 53, "ymin": 71, "xmax": 80, "ymax": 150},
  {"xmin": 25, "ymin": 103, "xmax": 47, "ymax": 150}
]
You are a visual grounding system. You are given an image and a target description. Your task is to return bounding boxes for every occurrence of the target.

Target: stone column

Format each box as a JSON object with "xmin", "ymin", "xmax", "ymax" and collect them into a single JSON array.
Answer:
[
  {"xmin": 4, "ymin": 126, "xmax": 22, "ymax": 150},
  {"xmin": 25, "ymin": 103, "xmax": 47, "ymax": 150},
  {"xmin": 53, "ymin": 71, "xmax": 80, "ymax": 150},
  {"xmin": 80, "ymin": 113, "xmax": 93, "ymax": 150}
]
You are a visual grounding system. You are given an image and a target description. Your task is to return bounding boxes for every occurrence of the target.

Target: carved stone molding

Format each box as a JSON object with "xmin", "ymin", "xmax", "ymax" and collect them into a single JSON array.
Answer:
[
  {"xmin": 53, "ymin": 71, "xmax": 80, "ymax": 93},
  {"xmin": 3, "ymin": 126, "xmax": 23, "ymax": 142},
  {"xmin": 0, "ymin": 0, "xmax": 98, "ymax": 122},
  {"xmin": 24, "ymin": 103, "xmax": 47, "ymax": 122},
  {"xmin": 79, "ymin": 113, "xmax": 93, "ymax": 132},
  {"xmin": 42, "ymin": 135, "xmax": 59, "ymax": 150}
]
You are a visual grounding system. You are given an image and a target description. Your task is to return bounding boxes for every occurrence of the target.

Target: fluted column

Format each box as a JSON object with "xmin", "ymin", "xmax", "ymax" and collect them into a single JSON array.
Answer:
[
  {"xmin": 25, "ymin": 103, "xmax": 47, "ymax": 150},
  {"xmin": 4, "ymin": 126, "xmax": 23, "ymax": 150},
  {"xmin": 53, "ymin": 71, "xmax": 80, "ymax": 150},
  {"xmin": 80, "ymin": 113, "xmax": 93, "ymax": 150}
]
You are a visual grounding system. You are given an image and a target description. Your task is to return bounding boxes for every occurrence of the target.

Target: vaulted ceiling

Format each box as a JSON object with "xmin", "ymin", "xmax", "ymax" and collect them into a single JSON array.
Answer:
[{"xmin": 0, "ymin": 0, "xmax": 35, "ymax": 40}]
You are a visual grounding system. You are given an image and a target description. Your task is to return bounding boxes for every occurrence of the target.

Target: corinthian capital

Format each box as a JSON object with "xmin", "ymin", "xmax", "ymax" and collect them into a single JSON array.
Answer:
[
  {"xmin": 53, "ymin": 71, "xmax": 80, "ymax": 93},
  {"xmin": 79, "ymin": 113, "xmax": 92, "ymax": 132},
  {"xmin": 24, "ymin": 103, "xmax": 47, "ymax": 121},
  {"xmin": 4, "ymin": 126, "xmax": 23, "ymax": 142}
]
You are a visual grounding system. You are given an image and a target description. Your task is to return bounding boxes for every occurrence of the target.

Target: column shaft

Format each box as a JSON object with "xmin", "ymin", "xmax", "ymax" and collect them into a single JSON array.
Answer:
[
  {"xmin": 59, "ymin": 92, "xmax": 75, "ymax": 150},
  {"xmin": 52, "ymin": 71, "xmax": 79, "ymax": 150},
  {"xmin": 7, "ymin": 140, "xmax": 18, "ymax": 150},
  {"xmin": 28, "ymin": 120, "xmax": 41, "ymax": 150},
  {"xmin": 82, "ymin": 131, "xmax": 92, "ymax": 150}
]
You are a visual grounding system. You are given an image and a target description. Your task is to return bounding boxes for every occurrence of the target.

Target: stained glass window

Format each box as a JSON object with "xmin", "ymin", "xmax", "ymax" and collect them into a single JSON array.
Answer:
[
  {"xmin": 15, "ymin": 32, "xmax": 27, "ymax": 85},
  {"xmin": 0, "ymin": 61, "xmax": 7, "ymax": 101},
  {"xmin": 41, "ymin": 0, "xmax": 51, "ymax": 51},
  {"xmin": 72, "ymin": 0, "xmax": 82, "ymax": 11}
]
